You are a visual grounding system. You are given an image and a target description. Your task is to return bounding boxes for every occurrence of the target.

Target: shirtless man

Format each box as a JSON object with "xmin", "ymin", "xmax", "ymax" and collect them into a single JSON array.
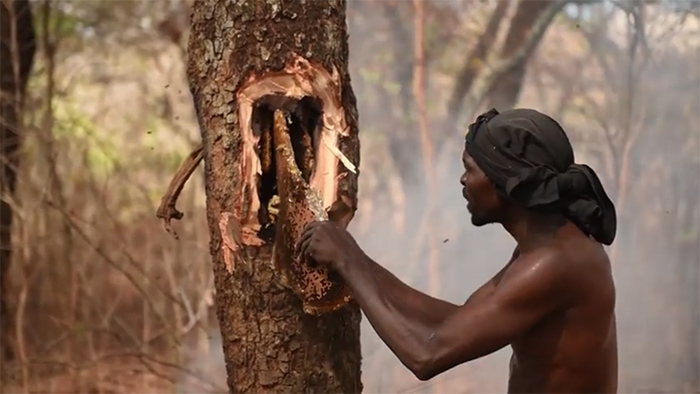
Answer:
[{"xmin": 297, "ymin": 108, "xmax": 619, "ymax": 393}]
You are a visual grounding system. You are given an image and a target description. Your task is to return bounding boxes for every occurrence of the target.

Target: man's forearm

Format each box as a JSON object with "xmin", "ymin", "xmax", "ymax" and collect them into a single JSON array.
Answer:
[
  {"xmin": 369, "ymin": 260, "xmax": 458, "ymax": 325},
  {"xmin": 337, "ymin": 254, "xmax": 455, "ymax": 374}
]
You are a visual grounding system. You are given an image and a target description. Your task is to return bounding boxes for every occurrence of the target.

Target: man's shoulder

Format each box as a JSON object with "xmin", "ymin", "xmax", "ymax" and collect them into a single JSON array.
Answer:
[
  {"xmin": 487, "ymin": 247, "xmax": 577, "ymax": 313},
  {"xmin": 520, "ymin": 230, "xmax": 609, "ymax": 267},
  {"xmin": 515, "ymin": 239, "xmax": 613, "ymax": 303},
  {"xmin": 509, "ymin": 246, "xmax": 569, "ymax": 276},
  {"xmin": 500, "ymin": 248, "xmax": 571, "ymax": 294},
  {"xmin": 503, "ymin": 243, "xmax": 598, "ymax": 297}
]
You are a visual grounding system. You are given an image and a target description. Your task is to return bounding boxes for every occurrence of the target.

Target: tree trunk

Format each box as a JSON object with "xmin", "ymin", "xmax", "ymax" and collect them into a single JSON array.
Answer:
[
  {"xmin": 186, "ymin": 1, "xmax": 362, "ymax": 392},
  {"xmin": 0, "ymin": 0, "xmax": 36, "ymax": 362}
]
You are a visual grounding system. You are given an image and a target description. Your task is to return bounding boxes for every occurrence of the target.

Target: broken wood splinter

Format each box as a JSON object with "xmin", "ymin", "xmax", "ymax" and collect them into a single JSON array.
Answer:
[{"xmin": 155, "ymin": 143, "xmax": 204, "ymax": 238}]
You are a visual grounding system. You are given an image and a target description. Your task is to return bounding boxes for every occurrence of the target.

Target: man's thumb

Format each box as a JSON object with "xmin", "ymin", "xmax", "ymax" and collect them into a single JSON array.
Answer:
[{"xmin": 326, "ymin": 196, "xmax": 355, "ymax": 229}]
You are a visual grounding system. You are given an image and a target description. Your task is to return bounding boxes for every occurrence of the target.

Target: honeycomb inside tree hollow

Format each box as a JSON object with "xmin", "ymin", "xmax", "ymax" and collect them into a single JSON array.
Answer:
[{"xmin": 237, "ymin": 54, "xmax": 356, "ymax": 315}]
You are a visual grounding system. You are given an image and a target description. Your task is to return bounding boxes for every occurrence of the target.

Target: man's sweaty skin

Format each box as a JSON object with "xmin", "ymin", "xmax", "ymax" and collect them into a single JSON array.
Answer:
[{"xmin": 296, "ymin": 147, "xmax": 618, "ymax": 392}]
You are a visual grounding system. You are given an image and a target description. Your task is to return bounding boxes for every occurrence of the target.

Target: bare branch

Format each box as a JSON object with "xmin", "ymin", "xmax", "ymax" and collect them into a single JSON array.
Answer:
[
  {"xmin": 155, "ymin": 143, "xmax": 204, "ymax": 238},
  {"xmin": 459, "ymin": 0, "xmax": 570, "ymax": 125},
  {"xmin": 447, "ymin": 0, "xmax": 510, "ymax": 121}
]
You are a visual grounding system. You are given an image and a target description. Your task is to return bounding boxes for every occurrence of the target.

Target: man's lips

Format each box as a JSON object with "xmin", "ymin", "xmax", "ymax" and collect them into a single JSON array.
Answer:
[{"xmin": 462, "ymin": 189, "xmax": 472, "ymax": 211}]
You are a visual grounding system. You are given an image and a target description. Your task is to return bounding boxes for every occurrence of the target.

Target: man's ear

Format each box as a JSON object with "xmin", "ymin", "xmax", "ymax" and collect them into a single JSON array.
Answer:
[{"xmin": 326, "ymin": 195, "xmax": 355, "ymax": 229}]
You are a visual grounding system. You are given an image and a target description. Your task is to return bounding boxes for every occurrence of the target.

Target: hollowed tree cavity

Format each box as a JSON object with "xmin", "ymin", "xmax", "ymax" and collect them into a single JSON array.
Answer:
[
  {"xmin": 234, "ymin": 54, "xmax": 353, "ymax": 248},
  {"xmin": 252, "ymin": 95, "xmax": 323, "ymax": 242}
]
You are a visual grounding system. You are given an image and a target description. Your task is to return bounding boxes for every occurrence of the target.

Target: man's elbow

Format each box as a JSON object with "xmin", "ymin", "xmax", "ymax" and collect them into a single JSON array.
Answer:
[
  {"xmin": 412, "ymin": 367, "xmax": 436, "ymax": 382},
  {"xmin": 408, "ymin": 336, "xmax": 452, "ymax": 381},
  {"xmin": 409, "ymin": 356, "xmax": 439, "ymax": 381}
]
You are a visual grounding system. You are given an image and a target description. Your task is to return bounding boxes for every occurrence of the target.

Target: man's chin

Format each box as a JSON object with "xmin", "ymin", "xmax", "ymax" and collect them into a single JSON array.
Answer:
[{"xmin": 470, "ymin": 214, "xmax": 491, "ymax": 227}]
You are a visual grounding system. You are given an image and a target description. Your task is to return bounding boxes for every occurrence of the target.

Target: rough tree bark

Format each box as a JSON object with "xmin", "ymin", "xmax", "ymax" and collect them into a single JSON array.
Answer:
[
  {"xmin": 0, "ymin": 0, "xmax": 36, "ymax": 362},
  {"xmin": 186, "ymin": 1, "xmax": 362, "ymax": 392}
]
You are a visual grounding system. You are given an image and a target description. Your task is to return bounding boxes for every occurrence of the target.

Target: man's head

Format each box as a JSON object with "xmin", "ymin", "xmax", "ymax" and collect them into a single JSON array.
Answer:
[{"xmin": 459, "ymin": 108, "xmax": 618, "ymax": 245}]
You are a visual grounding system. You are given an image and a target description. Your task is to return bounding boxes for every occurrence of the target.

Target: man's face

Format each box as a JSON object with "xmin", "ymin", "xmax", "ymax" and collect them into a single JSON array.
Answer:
[{"xmin": 460, "ymin": 150, "xmax": 505, "ymax": 226}]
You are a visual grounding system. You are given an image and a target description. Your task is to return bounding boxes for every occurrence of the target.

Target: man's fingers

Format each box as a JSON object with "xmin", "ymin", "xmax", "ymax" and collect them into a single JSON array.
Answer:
[
  {"xmin": 297, "ymin": 222, "xmax": 323, "ymax": 257},
  {"xmin": 295, "ymin": 232, "xmax": 311, "ymax": 254},
  {"xmin": 298, "ymin": 236, "xmax": 314, "ymax": 260},
  {"xmin": 295, "ymin": 220, "xmax": 329, "ymax": 253},
  {"xmin": 295, "ymin": 222, "xmax": 319, "ymax": 253}
]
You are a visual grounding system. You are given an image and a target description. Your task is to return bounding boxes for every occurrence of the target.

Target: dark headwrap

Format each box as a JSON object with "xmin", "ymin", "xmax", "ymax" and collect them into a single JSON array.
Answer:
[{"xmin": 464, "ymin": 108, "xmax": 617, "ymax": 245}]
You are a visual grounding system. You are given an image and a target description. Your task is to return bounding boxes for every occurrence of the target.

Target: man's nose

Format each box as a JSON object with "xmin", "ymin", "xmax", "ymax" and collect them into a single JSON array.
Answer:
[{"xmin": 459, "ymin": 174, "xmax": 466, "ymax": 186}]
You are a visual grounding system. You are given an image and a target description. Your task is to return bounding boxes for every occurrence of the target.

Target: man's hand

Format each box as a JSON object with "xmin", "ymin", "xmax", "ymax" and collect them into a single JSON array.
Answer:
[{"xmin": 295, "ymin": 221, "xmax": 363, "ymax": 270}]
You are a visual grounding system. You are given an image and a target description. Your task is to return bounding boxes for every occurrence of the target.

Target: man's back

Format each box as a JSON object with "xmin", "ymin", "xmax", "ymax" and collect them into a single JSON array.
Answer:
[{"xmin": 505, "ymin": 222, "xmax": 618, "ymax": 393}]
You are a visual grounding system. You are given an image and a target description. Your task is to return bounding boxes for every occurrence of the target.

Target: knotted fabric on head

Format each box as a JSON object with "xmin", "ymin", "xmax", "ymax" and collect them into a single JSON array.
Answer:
[{"xmin": 464, "ymin": 108, "xmax": 617, "ymax": 245}]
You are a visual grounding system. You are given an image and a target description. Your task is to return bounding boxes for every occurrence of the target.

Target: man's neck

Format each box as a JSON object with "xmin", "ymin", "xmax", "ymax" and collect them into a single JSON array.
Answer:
[{"xmin": 501, "ymin": 209, "xmax": 568, "ymax": 251}]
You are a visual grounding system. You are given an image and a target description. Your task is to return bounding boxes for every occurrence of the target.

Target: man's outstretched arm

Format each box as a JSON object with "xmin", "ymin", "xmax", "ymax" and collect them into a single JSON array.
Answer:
[
  {"xmin": 361, "ymin": 246, "xmax": 521, "ymax": 327},
  {"xmin": 368, "ymin": 260, "xmax": 459, "ymax": 327},
  {"xmin": 357, "ymin": 247, "xmax": 519, "ymax": 337},
  {"xmin": 337, "ymin": 249, "xmax": 568, "ymax": 380}
]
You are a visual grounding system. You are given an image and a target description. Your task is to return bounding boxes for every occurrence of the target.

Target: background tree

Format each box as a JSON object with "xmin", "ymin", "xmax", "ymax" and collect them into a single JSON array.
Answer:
[{"xmin": 0, "ymin": 0, "xmax": 36, "ymax": 362}]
